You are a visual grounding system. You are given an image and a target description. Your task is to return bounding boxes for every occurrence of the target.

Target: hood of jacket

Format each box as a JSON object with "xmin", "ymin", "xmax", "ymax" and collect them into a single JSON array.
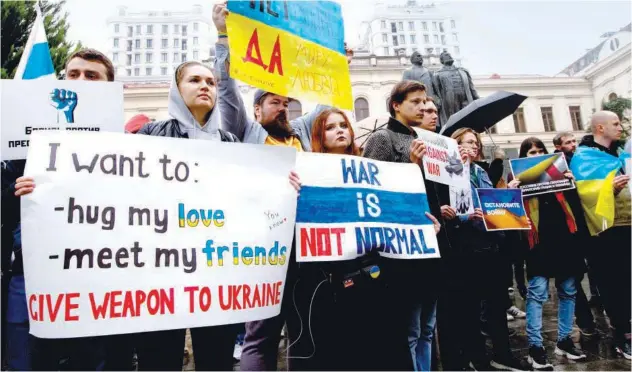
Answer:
[{"xmin": 168, "ymin": 69, "xmax": 221, "ymax": 141}]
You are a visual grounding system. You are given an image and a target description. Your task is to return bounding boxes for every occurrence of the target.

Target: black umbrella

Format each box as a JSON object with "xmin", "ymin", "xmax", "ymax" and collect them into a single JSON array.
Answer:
[{"xmin": 439, "ymin": 91, "xmax": 527, "ymax": 137}]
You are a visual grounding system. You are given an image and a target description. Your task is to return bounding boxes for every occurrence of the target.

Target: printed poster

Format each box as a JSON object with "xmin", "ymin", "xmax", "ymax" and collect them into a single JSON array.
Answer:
[
  {"xmin": 449, "ymin": 161, "xmax": 474, "ymax": 215},
  {"xmin": 413, "ymin": 127, "xmax": 467, "ymax": 187},
  {"xmin": 476, "ymin": 188, "xmax": 530, "ymax": 231},
  {"xmin": 509, "ymin": 153, "xmax": 575, "ymax": 196}
]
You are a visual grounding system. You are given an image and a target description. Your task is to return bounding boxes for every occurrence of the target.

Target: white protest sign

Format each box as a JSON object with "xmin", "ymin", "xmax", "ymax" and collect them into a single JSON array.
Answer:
[
  {"xmin": 21, "ymin": 132, "xmax": 297, "ymax": 338},
  {"xmin": 1, "ymin": 79, "xmax": 124, "ymax": 160},
  {"xmin": 412, "ymin": 127, "xmax": 466, "ymax": 187},
  {"xmin": 295, "ymin": 152, "xmax": 440, "ymax": 262},
  {"xmin": 449, "ymin": 161, "xmax": 474, "ymax": 215}
]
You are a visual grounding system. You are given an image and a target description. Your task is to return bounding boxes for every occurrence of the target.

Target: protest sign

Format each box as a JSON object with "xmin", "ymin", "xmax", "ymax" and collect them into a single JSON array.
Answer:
[
  {"xmin": 226, "ymin": 1, "xmax": 353, "ymax": 110},
  {"xmin": 21, "ymin": 132, "xmax": 297, "ymax": 338},
  {"xmin": 476, "ymin": 188, "xmax": 530, "ymax": 231},
  {"xmin": 449, "ymin": 161, "xmax": 474, "ymax": 215},
  {"xmin": 412, "ymin": 127, "xmax": 466, "ymax": 187},
  {"xmin": 509, "ymin": 153, "xmax": 575, "ymax": 196},
  {"xmin": 1, "ymin": 79, "xmax": 124, "ymax": 160},
  {"xmin": 295, "ymin": 152, "xmax": 440, "ymax": 262}
]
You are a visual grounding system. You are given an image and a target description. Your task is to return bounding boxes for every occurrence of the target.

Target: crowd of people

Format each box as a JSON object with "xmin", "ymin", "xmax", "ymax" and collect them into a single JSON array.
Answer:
[{"xmin": 2, "ymin": 2, "xmax": 631, "ymax": 371}]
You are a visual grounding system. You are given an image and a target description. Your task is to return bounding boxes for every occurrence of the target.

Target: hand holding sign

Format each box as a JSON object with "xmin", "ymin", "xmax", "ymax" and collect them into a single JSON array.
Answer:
[
  {"xmin": 14, "ymin": 176, "xmax": 35, "ymax": 196},
  {"xmin": 409, "ymin": 139, "xmax": 426, "ymax": 165}
]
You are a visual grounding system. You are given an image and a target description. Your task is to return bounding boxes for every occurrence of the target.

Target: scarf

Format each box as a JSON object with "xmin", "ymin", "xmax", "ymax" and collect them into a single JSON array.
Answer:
[{"xmin": 524, "ymin": 192, "xmax": 577, "ymax": 249}]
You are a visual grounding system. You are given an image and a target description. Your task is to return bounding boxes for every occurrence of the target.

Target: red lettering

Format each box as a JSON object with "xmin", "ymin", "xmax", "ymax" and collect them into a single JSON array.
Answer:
[
  {"xmin": 218, "ymin": 286, "xmax": 231, "ymax": 311},
  {"xmin": 46, "ymin": 294, "xmax": 65, "ymax": 322},
  {"xmin": 268, "ymin": 36, "xmax": 284, "ymax": 75},
  {"xmin": 264, "ymin": 283, "xmax": 274, "ymax": 306},
  {"xmin": 110, "ymin": 291, "xmax": 122, "ymax": 318},
  {"xmin": 160, "ymin": 288, "xmax": 174, "ymax": 315},
  {"xmin": 427, "ymin": 162, "xmax": 440, "ymax": 176},
  {"xmin": 330, "ymin": 227, "xmax": 346, "ymax": 256},
  {"xmin": 64, "ymin": 293, "xmax": 80, "ymax": 321},
  {"xmin": 200, "ymin": 287, "xmax": 212, "ymax": 312},
  {"xmin": 243, "ymin": 285, "xmax": 252, "ymax": 309},
  {"xmin": 232, "ymin": 285, "xmax": 242, "ymax": 310},
  {"xmin": 135, "ymin": 289, "xmax": 146, "ymax": 316},
  {"xmin": 147, "ymin": 290, "xmax": 160, "ymax": 315},
  {"xmin": 89, "ymin": 293, "xmax": 110, "ymax": 319},
  {"xmin": 184, "ymin": 286, "xmax": 199, "ymax": 313},
  {"xmin": 29, "ymin": 295, "xmax": 37, "ymax": 321},
  {"xmin": 39, "ymin": 294, "xmax": 43, "ymax": 321},
  {"xmin": 273, "ymin": 281, "xmax": 282, "ymax": 305},
  {"xmin": 242, "ymin": 29, "xmax": 268, "ymax": 70},
  {"xmin": 122, "ymin": 291, "xmax": 136, "ymax": 317},
  {"xmin": 252, "ymin": 284, "xmax": 262, "ymax": 308},
  {"xmin": 317, "ymin": 228, "xmax": 332, "ymax": 256},
  {"xmin": 300, "ymin": 227, "xmax": 317, "ymax": 257}
]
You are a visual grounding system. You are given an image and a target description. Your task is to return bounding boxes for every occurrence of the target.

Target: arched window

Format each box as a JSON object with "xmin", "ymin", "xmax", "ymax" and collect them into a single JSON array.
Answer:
[
  {"xmin": 288, "ymin": 100, "xmax": 302, "ymax": 120},
  {"xmin": 354, "ymin": 98, "xmax": 370, "ymax": 121}
]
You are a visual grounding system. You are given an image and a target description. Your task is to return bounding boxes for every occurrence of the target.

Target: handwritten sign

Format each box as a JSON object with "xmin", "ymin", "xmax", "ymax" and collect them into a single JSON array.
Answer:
[
  {"xmin": 226, "ymin": 0, "xmax": 352, "ymax": 109},
  {"xmin": 412, "ymin": 127, "xmax": 466, "ymax": 187},
  {"xmin": 1, "ymin": 79, "xmax": 123, "ymax": 160},
  {"xmin": 509, "ymin": 153, "xmax": 575, "ymax": 196},
  {"xmin": 21, "ymin": 132, "xmax": 297, "ymax": 338},
  {"xmin": 294, "ymin": 152, "xmax": 440, "ymax": 262},
  {"xmin": 476, "ymin": 188, "xmax": 530, "ymax": 231}
]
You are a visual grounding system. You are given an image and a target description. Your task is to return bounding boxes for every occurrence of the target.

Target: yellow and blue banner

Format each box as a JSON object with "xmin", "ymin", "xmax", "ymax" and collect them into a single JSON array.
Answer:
[
  {"xmin": 226, "ymin": 1, "xmax": 352, "ymax": 109},
  {"xmin": 509, "ymin": 153, "xmax": 575, "ymax": 196},
  {"xmin": 476, "ymin": 188, "xmax": 530, "ymax": 231},
  {"xmin": 569, "ymin": 147, "xmax": 630, "ymax": 236}
]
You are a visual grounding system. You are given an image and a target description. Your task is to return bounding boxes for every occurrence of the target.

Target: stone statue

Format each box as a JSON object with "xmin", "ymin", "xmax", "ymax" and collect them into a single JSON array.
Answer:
[
  {"xmin": 433, "ymin": 51, "xmax": 479, "ymax": 126},
  {"xmin": 402, "ymin": 52, "xmax": 439, "ymax": 105}
]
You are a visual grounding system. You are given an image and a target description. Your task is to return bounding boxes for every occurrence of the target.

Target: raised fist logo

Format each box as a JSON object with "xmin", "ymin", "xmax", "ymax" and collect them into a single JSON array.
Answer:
[{"xmin": 49, "ymin": 88, "xmax": 78, "ymax": 123}]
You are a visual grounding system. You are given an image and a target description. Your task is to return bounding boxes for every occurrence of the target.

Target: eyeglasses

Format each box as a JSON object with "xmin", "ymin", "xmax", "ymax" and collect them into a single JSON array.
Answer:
[{"xmin": 423, "ymin": 109, "xmax": 438, "ymax": 114}]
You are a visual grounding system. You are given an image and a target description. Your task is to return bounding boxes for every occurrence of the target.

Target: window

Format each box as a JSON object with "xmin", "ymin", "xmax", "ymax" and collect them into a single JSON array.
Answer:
[
  {"xmin": 392, "ymin": 35, "xmax": 398, "ymax": 46},
  {"xmin": 569, "ymin": 106, "xmax": 583, "ymax": 131},
  {"xmin": 489, "ymin": 126, "xmax": 497, "ymax": 134},
  {"xmin": 126, "ymin": 54, "xmax": 132, "ymax": 66},
  {"xmin": 397, "ymin": 22, "xmax": 403, "ymax": 31},
  {"xmin": 408, "ymin": 21, "xmax": 414, "ymax": 31},
  {"xmin": 426, "ymin": 47, "xmax": 433, "ymax": 54},
  {"xmin": 193, "ymin": 37, "xmax": 199, "ymax": 46},
  {"xmin": 541, "ymin": 107, "xmax": 555, "ymax": 132},
  {"xmin": 454, "ymin": 46, "xmax": 460, "ymax": 54},
  {"xmin": 162, "ymin": 39, "xmax": 168, "ymax": 48},
  {"xmin": 424, "ymin": 34, "xmax": 430, "ymax": 43},
  {"xmin": 181, "ymin": 53, "xmax": 187, "ymax": 62},
  {"xmin": 134, "ymin": 53, "xmax": 140, "ymax": 63},
  {"xmin": 182, "ymin": 39, "xmax": 188, "ymax": 50},
  {"xmin": 410, "ymin": 34, "xmax": 416, "ymax": 44},
  {"xmin": 512, "ymin": 108, "xmax": 526, "ymax": 133},
  {"xmin": 451, "ymin": 20, "xmax": 456, "ymax": 28},
  {"xmin": 126, "ymin": 69, "xmax": 131, "ymax": 76},
  {"xmin": 194, "ymin": 22, "xmax": 199, "ymax": 32},
  {"xmin": 399, "ymin": 35, "xmax": 405, "ymax": 44},
  {"xmin": 162, "ymin": 25, "xmax": 168, "ymax": 34},
  {"xmin": 433, "ymin": 35, "xmax": 439, "ymax": 43},
  {"xmin": 173, "ymin": 53, "xmax": 179, "ymax": 62},
  {"xmin": 161, "ymin": 67, "xmax": 168, "ymax": 76},
  {"xmin": 146, "ymin": 39, "xmax": 153, "ymax": 49},
  {"xmin": 114, "ymin": 24, "xmax": 119, "ymax": 33},
  {"xmin": 381, "ymin": 20, "xmax": 386, "ymax": 29},
  {"xmin": 113, "ymin": 38, "xmax": 119, "ymax": 47},
  {"xmin": 383, "ymin": 47, "xmax": 389, "ymax": 55},
  {"xmin": 147, "ymin": 25, "xmax": 153, "ymax": 34},
  {"xmin": 391, "ymin": 22, "xmax": 397, "ymax": 33},
  {"xmin": 135, "ymin": 39, "xmax": 140, "ymax": 48},
  {"xmin": 382, "ymin": 34, "xmax": 388, "ymax": 43},
  {"xmin": 146, "ymin": 53, "xmax": 152, "ymax": 63},
  {"xmin": 435, "ymin": 47, "xmax": 441, "ymax": 54},
  {"xmin": 136, "ymin": 25, "xmax": 141, "ymax": 34},
  {"xmin": 161, "ymin": 53, "xmax": 168, "ymax": 63},
  {"xmin": 354, "ymin": 98, "xmax": 370, "ymax": 121},
  {"xmin": 193, "ymin": 51, "xmax": 199, "ymax": 60},
  {"xmin": 441, "ymin": 35, "xmax": 446, "ymax": 45},
  {"xmin": 439, "ymin": 22, "xmax": 444, "ymax": 32},
  {"xmin": 134, "ymin": 68, "xmax": 139, "ymax": 76},
  {"xmin": 174, "ymin": 39, "xmax": 179, "ymax": 48},
  {"xmin": 453, "ymin": 33, "xmax": 458, "ymax": 42},
  {"xmin": 127, "ymin": 40, "xmax": 132, "ymax": 51},
  {"xmin": 182, "ymin": 25, "xmax": 188, "ymax": 36},
  {"xmin": 112, "ymin": 52, "xmax": 118, "ymax": 62},
  {"xmin": 422, "ymin": 22, "xmax": 428, "ymax": 31},
  {"xmin": 432, "ymin": 22, "xmax": 437, "ymax": 30},
  {"xmin": 146, "ymin": 67, "xmax": 152, "ymax": 76},
  {"xmin": 288, "ymin": 100, "xmax": 303, "ymax": 120},
  {"xmin": 128, "ymin": 26, "xmax": 133, "ymax": 37},
  {"xmin": 174, "ymin": 24, "xmax": 180, "ymax": 33}
]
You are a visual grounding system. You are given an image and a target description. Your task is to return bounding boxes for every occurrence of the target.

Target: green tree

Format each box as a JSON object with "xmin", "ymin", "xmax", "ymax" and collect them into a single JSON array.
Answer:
[{"xmin": 1, "ymin": 0, "xmax": 82, "ymax": 79}]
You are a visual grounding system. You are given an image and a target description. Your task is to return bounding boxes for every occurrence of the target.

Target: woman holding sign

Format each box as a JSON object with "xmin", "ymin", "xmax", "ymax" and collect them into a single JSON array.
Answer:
[{"xmin": 508, "ymin": 138, "xmax": 587, "ymax": 369}]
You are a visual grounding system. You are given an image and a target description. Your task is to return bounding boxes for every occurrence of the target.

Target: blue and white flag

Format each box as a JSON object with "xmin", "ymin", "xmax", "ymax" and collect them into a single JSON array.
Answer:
[
  {"xmin": 14, "ymin": 4, "xmax": 56, "ymax": 80},
  {"xmin": 295, "ymin": 153, "xmax": 440, "ymax": 262}
]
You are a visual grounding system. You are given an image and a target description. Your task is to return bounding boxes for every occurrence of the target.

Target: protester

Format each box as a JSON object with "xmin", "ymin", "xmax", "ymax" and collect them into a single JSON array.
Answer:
[
  {"xmin": 509, "ymin": 137, "xmax": 587, "ymax": 369},
  {"xmin": 418, "ymin": 97, "xmax": 439, "ymax": 132},
  {"xmin": 310, "ymin": 108, "xmax": 361, "ymax": 155},
  {"xmin": 553, "ymin": 132, "xmax": 578, "ymax": 154},
  {"xmin": 576, "ymin": 111, "xmax": 631, "ymax": 359},
  {"xmin": 8, "ymin": 48, "xmax": 115, "ymax": 371},
  {"xmin": 437, "ymin": 127, "xmax": 528, "ymax": 371}
]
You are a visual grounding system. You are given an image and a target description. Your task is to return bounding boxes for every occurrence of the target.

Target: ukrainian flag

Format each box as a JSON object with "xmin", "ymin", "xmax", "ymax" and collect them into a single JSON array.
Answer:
[{"xmin": 569, "ymin": 147, "xmax": 630, "ymax": 236}]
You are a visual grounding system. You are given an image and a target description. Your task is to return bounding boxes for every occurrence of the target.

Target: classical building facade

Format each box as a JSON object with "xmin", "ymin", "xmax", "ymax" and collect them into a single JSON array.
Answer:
[{"xmin": 106, "ymin": 5, "xmax": 214, "ymax": 82}]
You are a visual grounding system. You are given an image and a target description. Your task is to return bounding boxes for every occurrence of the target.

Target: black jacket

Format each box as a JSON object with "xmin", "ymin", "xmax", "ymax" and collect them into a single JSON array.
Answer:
[
  {"xmin": 138, "ymin": 119, "xmax": 239, "ymax": 142},
  {"xmin": 1, "ymin": 160, "xmax": 26, "ymax": 274}
]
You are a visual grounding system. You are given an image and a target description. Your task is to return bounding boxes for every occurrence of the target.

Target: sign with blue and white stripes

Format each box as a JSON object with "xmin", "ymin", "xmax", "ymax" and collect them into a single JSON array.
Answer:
[{"xmin": 295, "ymin": 153, "xmax": 440, "ymax": 262}]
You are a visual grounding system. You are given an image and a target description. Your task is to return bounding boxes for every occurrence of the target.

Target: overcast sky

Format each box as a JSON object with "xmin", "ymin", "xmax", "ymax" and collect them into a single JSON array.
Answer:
[{"xmin": 64, "ymin": 0, "xmax": 631, "ymax": 76}]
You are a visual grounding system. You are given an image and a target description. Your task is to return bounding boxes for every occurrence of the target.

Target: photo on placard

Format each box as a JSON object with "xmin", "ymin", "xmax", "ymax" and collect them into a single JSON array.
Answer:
[
  {"xmin": 476, "ymin": 188, "xmax": 530, "ymax": 231},
  {"xmin": 449, "ymin": 160, "xmax": 473, "ymax": 216},
  {"xmin": 509, "ymin": 153, "xmax": 575, "ymax": 196}
]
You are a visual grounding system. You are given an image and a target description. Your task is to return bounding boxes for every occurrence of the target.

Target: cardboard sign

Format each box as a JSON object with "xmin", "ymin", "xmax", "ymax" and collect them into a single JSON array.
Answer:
[
  {"xmin": 226, "ymin": 0, "xmax": 352, "ymax": 110},
  {"xmin": 412, "ymin": 127, "xmax": 466, "ymax": 187},
  {"xmin": 1, "ymin": 79, "xmax": 124, "ymax": 160},
  {"xmin": 21, "ymin": 132, "xmax": 297, "ymax": 338},
  {"xmin": 294, "ymin": 152, "xmax": 440, "ymax": 262},
  {"xmin": 476, "ymin": 188, "xmax": 530, "ymax": 231},
  {"xmin": 509, "ymin": 153, "xmax": 575, "ymax": 196}
]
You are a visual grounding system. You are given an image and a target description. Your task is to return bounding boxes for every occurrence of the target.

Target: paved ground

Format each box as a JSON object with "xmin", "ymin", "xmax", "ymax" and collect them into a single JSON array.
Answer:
[{"xmin": 183, "ymin": 276, "xmax": 630, "ymax": 371}]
